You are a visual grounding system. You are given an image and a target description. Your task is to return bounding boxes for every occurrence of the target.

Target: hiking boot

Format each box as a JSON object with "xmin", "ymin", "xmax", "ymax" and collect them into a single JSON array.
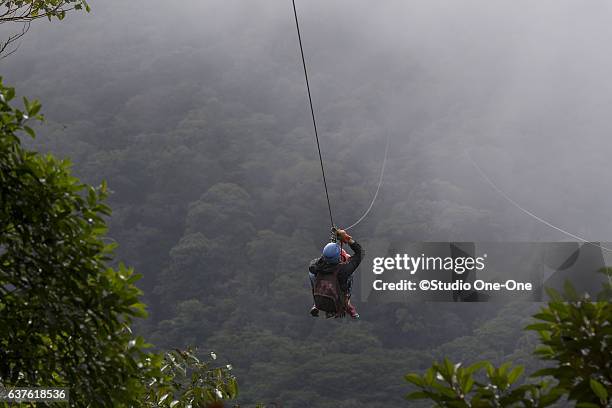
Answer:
[{"xmin": 310, "ymin": 305, "xmax": 319, "ymax": 317}]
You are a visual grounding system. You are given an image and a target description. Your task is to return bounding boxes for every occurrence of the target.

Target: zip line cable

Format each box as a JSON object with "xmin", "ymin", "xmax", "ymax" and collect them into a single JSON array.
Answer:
[
  {"xmin": 292, "ymin": 0, "xmax": 334, "ymax": 228},
  {"xmin": 345, "ymin": 133, "xmax": 390, "ymax": 231},
  {"xmin": 466, "ymin": 149, "xmax": 612, "ymax": 253}
]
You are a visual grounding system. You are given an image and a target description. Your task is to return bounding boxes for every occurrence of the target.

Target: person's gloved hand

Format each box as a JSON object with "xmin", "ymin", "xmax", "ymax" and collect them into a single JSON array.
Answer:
[{"xmin": 335, "ymin": 228, "xmax": 352, "ymax": 243}]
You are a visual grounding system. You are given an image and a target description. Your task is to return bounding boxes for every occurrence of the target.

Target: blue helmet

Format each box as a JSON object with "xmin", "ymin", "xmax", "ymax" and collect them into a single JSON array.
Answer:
[{"xmin": 322, "ymin": 242, "xmax": 341, "ymax": 263}]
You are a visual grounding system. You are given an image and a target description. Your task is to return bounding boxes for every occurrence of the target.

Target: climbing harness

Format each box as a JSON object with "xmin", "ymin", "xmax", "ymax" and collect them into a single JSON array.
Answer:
[{"xmin": 466, "ymin": 149, "xmax": 612, "ymax": 254}]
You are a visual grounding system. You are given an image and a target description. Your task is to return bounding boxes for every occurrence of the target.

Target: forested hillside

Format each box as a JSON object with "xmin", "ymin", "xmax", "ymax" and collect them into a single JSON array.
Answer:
[{"xmin": 4, "ymin": 1, "xmax": 612, "ymax": 405}]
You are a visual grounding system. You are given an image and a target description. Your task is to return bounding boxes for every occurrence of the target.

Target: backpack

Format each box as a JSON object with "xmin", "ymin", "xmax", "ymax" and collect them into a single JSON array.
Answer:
[{"xmin": 313, "ymin": 267, "xmax": 345, "ymax": 316}]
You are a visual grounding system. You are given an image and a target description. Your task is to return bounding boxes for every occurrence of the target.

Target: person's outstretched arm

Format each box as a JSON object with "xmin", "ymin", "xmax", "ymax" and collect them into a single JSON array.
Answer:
[{"xmin": 336, "ymin": 229, "xmax": 363, "ymax": 277}]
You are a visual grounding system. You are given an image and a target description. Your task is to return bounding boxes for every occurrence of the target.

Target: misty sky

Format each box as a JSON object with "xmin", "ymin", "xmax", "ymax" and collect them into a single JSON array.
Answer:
[{"xmin": 3, "ymin": 0, "xmax": 612, "ymax": 241}]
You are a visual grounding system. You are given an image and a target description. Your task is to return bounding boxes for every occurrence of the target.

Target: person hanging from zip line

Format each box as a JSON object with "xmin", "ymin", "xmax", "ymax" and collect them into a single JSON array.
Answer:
[{"xmin": 308, "ymin": 228, "xmax": 363, "ymax": 319}]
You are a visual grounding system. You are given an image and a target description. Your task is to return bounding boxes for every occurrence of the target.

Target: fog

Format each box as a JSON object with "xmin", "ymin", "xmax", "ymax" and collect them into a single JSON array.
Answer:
[{"xmin": 4, "ymin": 0, "xmax": 612, "ymax": 244}]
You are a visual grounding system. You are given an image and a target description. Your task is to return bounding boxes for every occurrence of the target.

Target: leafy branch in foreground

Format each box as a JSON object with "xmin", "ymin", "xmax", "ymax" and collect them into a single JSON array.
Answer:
[
  {"xmin": 0, "ymin": 77, "xmax": 150, "ymax": 406},
  {"xmin": 142, "ymin": 348, "xmax": 239, "ymax": 408},
  {"xmin": 0, "ymin": 78, "xmax": 244, "ymax": 407},
  {"xmin": 0, "ymin": 0, "xmax": 89, "ymax": 24},
  {"xmin": 405, "ymin": 359, "xmax": 561, "ymax": 407},
  {"xmin": 0, "ymin": 0, "xmax": 90, "ymax": 58},
  {"xmin": 406, "ymin": 273, "xmax": 612, "ymax": 407}
]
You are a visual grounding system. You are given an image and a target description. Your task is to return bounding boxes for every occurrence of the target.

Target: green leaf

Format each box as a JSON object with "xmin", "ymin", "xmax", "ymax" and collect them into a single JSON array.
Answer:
[
  {"xmin": 404, "ymin": 373, "xmax": 424, "ymax": 386},
  {"xmin": 23, "ymin": 126, "xmax": 36, "ymax": 138},
  {"xmin": 498, "ymin": 361, "xmax": 512, "ymax": 377},
  {"xmin": 533, "ymin": 312, "xmax": 557, "ymax": 322},
  {"xmin": 424, "ymin": 368, "xmax": 435, "ymax": 385},
  {"xmin": 589, "ymin": 379, "xmax": 608, "ymax": 401},
  {"xmin": 461, "ymin": 376, "xmax": 475, "ymax": 394},
  {"xmin": 405, "ymin": 391, "xmax": 429, "ymax": 400},
  {"xmin": 507, "ymin": 366, "xmax": 524, "ymax": 385},
  {"xmin": 29, "ymin": 100, "xmax": 41, "ymax": 116}
]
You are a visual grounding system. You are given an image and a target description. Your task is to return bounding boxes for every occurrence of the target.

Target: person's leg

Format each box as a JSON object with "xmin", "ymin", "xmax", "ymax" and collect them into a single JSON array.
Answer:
[
  {"xmin": 309, "ymin": 272, "xmax": 319, "ymax": 317},
  {"xmin": 344, "ymin": 276, "xmax": 359, "ymax": 319},
  {"xmin": 346, "ymin": 275, "xmax": 353, "ymax": 295}
]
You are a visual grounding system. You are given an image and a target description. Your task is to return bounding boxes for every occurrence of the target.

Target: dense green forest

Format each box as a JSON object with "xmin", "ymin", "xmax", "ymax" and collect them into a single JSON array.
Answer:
[{"xmin": 3, "ymin": 0, "xmax": 612, "ymax": 406}]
